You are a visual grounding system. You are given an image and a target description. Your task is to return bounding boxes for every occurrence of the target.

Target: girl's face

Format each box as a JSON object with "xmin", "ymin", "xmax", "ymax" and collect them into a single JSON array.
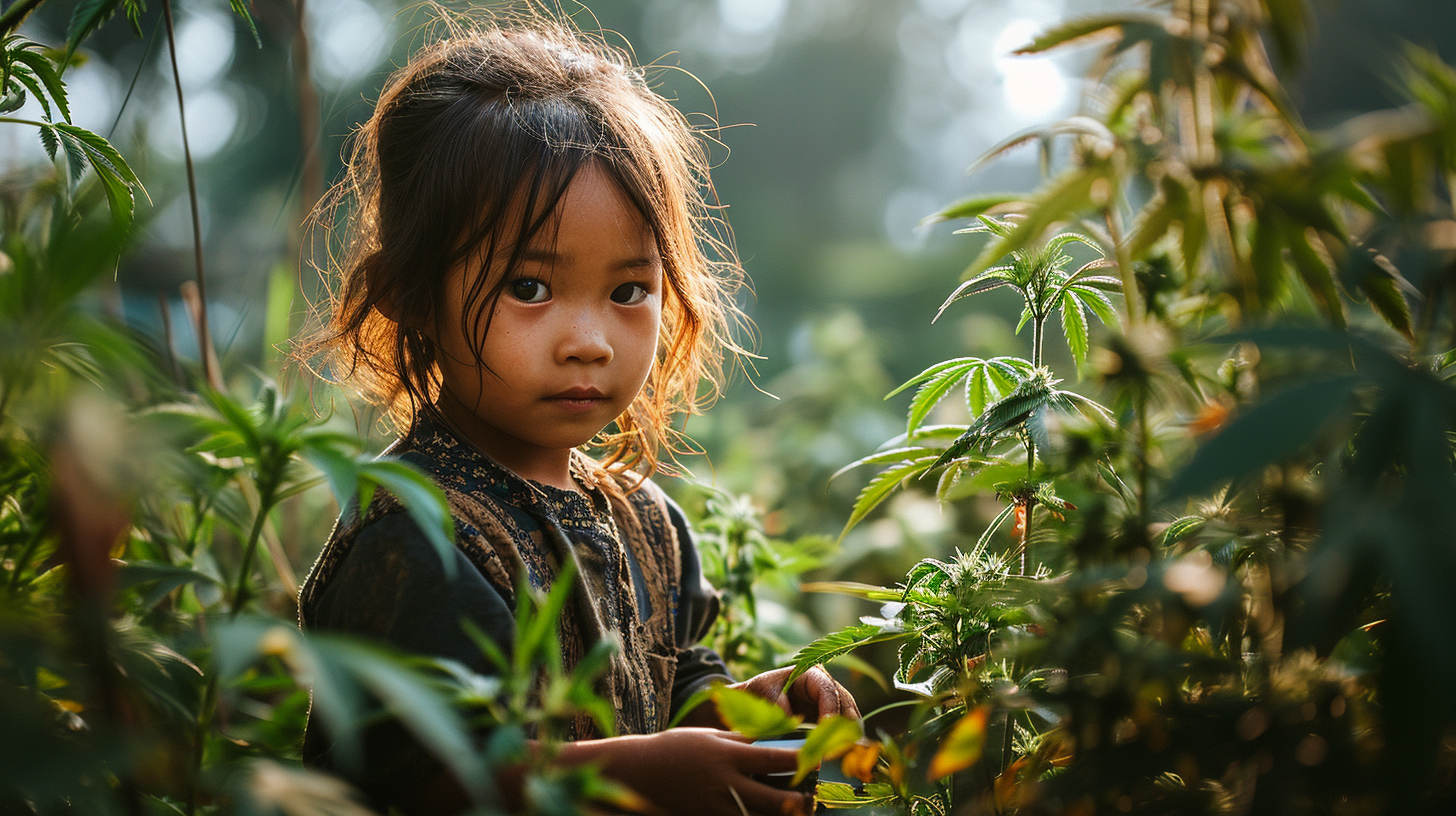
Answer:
[{"xmin": 430, "ymin": 163, "xmax": 663, "ymax": 485}]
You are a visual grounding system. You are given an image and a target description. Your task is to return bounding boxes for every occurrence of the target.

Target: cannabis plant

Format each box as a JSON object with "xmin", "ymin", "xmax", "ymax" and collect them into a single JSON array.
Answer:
[{"xmin": 796, "ymin": 1, "xmax": 1456, "ymax": 814}]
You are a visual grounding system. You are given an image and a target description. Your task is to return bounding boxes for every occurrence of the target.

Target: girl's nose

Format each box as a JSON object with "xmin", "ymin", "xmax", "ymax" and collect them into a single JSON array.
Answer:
[{"xmin": 557, "ymin": 310, "xmax": 613, "ymax": 364}]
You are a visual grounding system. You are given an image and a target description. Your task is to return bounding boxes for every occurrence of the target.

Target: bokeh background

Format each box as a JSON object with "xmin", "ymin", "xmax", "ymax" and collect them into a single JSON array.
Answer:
[{"xmin": 5, "ymin": 0, "xmax": 1455, "ymax": 579}]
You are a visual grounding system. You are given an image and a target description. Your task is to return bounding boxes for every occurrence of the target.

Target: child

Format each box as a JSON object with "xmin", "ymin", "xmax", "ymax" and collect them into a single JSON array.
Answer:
[{"xmin": 297, "ymin": 11, "xmax": 857, "ymax": 816}]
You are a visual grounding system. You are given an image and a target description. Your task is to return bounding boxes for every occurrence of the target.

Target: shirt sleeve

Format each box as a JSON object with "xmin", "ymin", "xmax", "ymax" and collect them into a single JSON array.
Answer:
[
  {"xmin": 304, "ymin": 512, "xmax": 514, "ymax": 808},
  {"xmin": 660, "ymin": 494, "xmax": 735, "ymax": 713}
]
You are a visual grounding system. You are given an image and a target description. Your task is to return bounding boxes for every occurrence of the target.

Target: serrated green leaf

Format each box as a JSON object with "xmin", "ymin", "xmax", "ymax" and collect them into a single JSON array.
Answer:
[
  {"xmin": 57, "ymin": 129, "xmax": 88, "ymax": 184},
  {"xmin": 930, "ymin": 192, "xmax": 1022, "ymax": 224},
  {"xmin": 1360, "ymin": 271, "xmax": 1413, "ymax": 339},
  {"xmin": 967, "ymin": 366, "xmax": 990, "ymax": 417},
  {"xmin": 887, "ymin": 357, "xmax": 982, "ymax": 399},
  {"xmin": 830, "ymin": 446, "xmax": 941, "ymax": 483},
  {"xmin": 933, "ymin": 271, "xmax": 1013, "ymax": 323},
  {"xmin": 786, "ymin": 623, "xmax": 910, "ymax": 686},
  {"xmin": 1013, "ymin": 13, "xmax": 1166, "ymax": 55},
  {"xmin": 10, "ymin": 64, "xmax": 53, "ymax": 122},
  {"xmin": 839, "ymin": 456, "xmax": 940, "ymax": 539},
  {"xmin": 37, "ymin": 121, "xmax": 57, "ymax": 160},
  {"xmin": 1286, "ymin": 226, "xmax": 1345, "ymax": 328},
  {"xmin": 1061, "ymin": 290, "xmax": 1089, "ymax": 365},
  {"xmin": 66, "ymin": 0, "xmax": 127, "ymax": 62},
  {"xmin": 1015, "ymin": 305, "xmax": 1033, "ymax": 334},
  {"xmin": 908, "ymin": 364, "xmax": 975, "ymax": 433},
  {"xmin": 959, "ymin": 163, "xmax": 1116, "ymax": 284},
  {"xmin": 815, "ymin": 781, "xmax": 859, "ymax": 803},
  {"xmin": 321, "ymin": 638, "xmax": 491, "ymax": 800},
  {"xmin": 1072, "ymin": 284, "xmax": 1120, "ymax": 327},
  {"xmin": 49, "ymin": 122, "xmax": 141, "ymax": 230},
  {"xmin": 799, "ymin": 581, "xmax": 903, "ymax": 601},
  {"xmin": 11, "ymin": 47, "xmax": 68, "ymax": 122}
]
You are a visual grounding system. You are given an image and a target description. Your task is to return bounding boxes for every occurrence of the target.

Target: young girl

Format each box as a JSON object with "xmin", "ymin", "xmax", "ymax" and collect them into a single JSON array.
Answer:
[{"xmin": 297, "ymin": 11, "xmax": 857, "ymax": 816}]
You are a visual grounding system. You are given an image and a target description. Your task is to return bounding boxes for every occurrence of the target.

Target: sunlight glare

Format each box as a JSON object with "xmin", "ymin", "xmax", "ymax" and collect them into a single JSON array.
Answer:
[
  {"xmin": 168, "ymin": 8, "xmax": 235, "ymax": 91},
  {"xmin": 994, "ymin": 18, "xmax": 1068, "ymax": 119},
  {"xmin": 717, "ymin": 0, "xmax": 788, "ymax": 35}
]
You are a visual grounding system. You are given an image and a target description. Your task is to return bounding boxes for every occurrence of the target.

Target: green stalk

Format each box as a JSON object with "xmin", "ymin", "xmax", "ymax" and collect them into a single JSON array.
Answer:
[
  {"xmin": 229, "ymin": 475, "xmax": 277, "ymax": 617},
  {"xmin": 0, "ymin": 0, "xmax": 45, "ymax": 35},
  {"xmin": 1021, "ymin": 310, "xmax": 1046, "ymax": 576},
  {"xmin": 185, "ymin": 673, "xmax": 219, "ymax": 816},
  {"xmin": 1105, "ymin": 206, "xmax": 1140, "ymax": 326},
  {"xmin": 1136, "ymin": 392, "xmax": 1150, "ymax": 537},
  {"xmin": 1031, "ymin": 313, "xmax": 1046, "ymax": 369},
  {"xmin": 161, "ymin": 0, "xmax": 216, "ymax": 390}
]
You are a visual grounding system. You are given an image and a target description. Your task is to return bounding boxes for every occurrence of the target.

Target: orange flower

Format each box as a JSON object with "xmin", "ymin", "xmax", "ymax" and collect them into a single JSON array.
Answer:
[
  {"xmin": 1188, "ymin": 400, "xmax": 1232, "ymax": 436},
  {"xmin": 840, "ymin": 741, "xmax": 882, "ymax": 783},
  {"xmin": 1011, "ymin": 504, "xmax": 1027, "ymax": 539}
]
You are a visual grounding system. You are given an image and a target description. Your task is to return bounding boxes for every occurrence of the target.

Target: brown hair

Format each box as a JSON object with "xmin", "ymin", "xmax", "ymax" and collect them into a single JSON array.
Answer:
[{"xmin": 302, "ymin": 8, "xmax": 746, "ymax": 477}]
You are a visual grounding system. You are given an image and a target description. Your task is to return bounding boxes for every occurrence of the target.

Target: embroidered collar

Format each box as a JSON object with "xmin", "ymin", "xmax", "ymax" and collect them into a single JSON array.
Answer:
[{"xmin": 404, "ymin": 412, "xmax": 617, "ymax": 535}]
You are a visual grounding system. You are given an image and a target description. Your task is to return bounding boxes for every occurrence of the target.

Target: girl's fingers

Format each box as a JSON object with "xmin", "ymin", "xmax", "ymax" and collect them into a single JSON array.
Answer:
[
  {"xmin": 795, "ymin": 668, "xmax": 842, "ymax": 720},
  {"xmin": 726, "ymin": 779, "xmax": 812, "ymax": 816},
  {"xmin": 733, "ymin": 743, "xmax": 799, "ymax": 774}
]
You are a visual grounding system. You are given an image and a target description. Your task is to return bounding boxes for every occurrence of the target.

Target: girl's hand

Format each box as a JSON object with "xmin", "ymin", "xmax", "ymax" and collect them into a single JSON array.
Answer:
[
  {"xmin": 568, "ymin": 727, "xmax": 813, "ymax": 816},
  {"xmin": 732, "ymin": 666, "xmax": 861, "ymax": 722}
]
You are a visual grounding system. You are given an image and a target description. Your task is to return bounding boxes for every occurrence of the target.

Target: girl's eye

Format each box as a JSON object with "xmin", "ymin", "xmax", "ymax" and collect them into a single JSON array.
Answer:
[
  {"xmin": 509, "ymin": 278, "xmax": 550, "ymax": 303},
  {"xmin": 611, "ymin": 282, "xmax": 648, "ymax": 305}
]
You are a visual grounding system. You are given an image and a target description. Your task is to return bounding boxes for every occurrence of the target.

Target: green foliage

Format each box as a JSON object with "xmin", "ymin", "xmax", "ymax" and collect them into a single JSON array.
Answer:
[
  {"xmin": 63, "ymin": 0, "xmax": 146, "ymax": 63},
  {"xmin": 711, "ymin": 684, "xmax": 803, "ymax": 738},
  {"xmin": 793, "ymin": 714, "xmax": 862, "ymax": 785},
  {"xmin": 799, "ymin": 2, "xmax": 1456, "ymax": 813},
  {"xmin": 0, "ymin": 8, "xmax": 625, "ymax": 813},
  {"xmin": 1, "ymin": 35, "xmax": 142, "ymax": 230},
  {"xmin": 10, "ymin": 1, "xmax": 1456, "ymax": 814},
  {"xmin": 938, "ymin": 216, "xmax": 1121, "ymax": 366},
  {"xmin": 690, "ymin": 489, "xmax": 831, "ymax": 678}
]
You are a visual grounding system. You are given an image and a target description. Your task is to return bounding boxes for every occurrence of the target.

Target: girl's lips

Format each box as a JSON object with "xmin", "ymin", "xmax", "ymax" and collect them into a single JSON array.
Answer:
[
  {"xmin": 552, "ymin": 387, "xmax": 606, "ymax": 399},
  {"xmin": 546, "ymin": 388, "xmax": 608, "ymax": 412}
]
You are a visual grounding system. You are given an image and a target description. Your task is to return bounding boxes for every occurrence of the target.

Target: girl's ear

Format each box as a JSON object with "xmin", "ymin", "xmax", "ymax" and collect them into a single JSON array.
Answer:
[
  {"xmin": 373, "ymin": 291, "xmax": 405, "ymax": 325},
  {"xmin": 367, "ymin": 265, "xmax": 428, "ymax": 330}
]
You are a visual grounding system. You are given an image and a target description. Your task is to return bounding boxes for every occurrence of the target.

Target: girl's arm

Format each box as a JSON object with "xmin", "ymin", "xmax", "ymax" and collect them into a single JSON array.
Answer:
[{"xmin": 411, "ymin": 729, "xmax": 812, "ymax": 816}]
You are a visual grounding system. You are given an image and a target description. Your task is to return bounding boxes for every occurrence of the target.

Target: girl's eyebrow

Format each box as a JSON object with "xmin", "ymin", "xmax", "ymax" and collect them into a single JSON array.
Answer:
[{"xmin": 518, "ymin": 246, "xmax": 660, "ymax": 269}]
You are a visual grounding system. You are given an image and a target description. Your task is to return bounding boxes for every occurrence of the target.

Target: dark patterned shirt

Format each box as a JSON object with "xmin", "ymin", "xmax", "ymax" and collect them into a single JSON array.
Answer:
[{"xmin": 297, "ymin": 414, "xmax": 731, "ymax": 805}]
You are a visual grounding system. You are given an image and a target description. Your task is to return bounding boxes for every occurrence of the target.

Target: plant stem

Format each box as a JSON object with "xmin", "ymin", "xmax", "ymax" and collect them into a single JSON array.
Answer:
[
  {"xmin": 161, "ymin": 0, "xmax": 216, "ymax": 390},
  {"xmin": 1137, "ymin": 392, "xmax": 1150, "ymax": 537},
  {"xmin": 0, "ymin": 0, "xmax": 45, "ymax": 35},
  {"xmin": 230, "ymin": 478, "xmax": 276, "ymax": 617},
  {"xmin": 1105, "ymin": 206, "xmax": 1139, "ymax": 326},
  {"xmin": 185, "ymin": 673, "xmax": 219, "ymax": 816},
  {"xmin": 1020, "ymin": 436, "xmax": 1036, "ymax": 577},
  {"xmin": 1031, "ymin": 314, "xmax": 1046, "ymax": 368}
]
